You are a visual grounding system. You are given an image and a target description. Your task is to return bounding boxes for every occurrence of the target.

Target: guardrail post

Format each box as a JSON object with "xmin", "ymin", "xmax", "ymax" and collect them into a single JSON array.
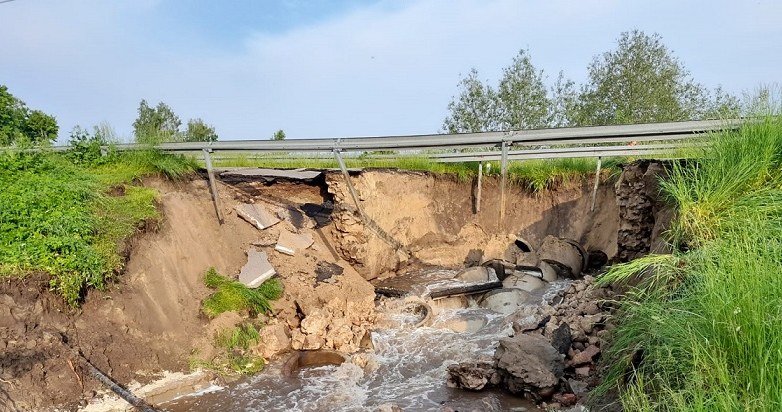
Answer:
[
  {"xmin": 333, "ymin": 149, "xmax": 366, "ymax": 216},
  {"xmin": 202, "ymin": 148, "xmax": 225, "ymax": 224},
  {"xmin": 475, "ymin": 161, "xmax": 483, "ymax": 213},
  {"xmin": 499, "ymin": 141, "xmax": 509, "ymax": 226},
  {"xmin": 590, "ymin": 156, "xmax": 602, "ymax": 212}
]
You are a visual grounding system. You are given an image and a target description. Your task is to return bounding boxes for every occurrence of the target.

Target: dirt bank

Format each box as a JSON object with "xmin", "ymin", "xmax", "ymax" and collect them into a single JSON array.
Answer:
[{"xmin": 327, "ymin": 170, "xmax": 620, "ymax": 279}]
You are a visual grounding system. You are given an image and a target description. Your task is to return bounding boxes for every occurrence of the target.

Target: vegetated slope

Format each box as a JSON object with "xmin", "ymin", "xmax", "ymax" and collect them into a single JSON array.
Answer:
[{"xmin": 595, "ymin": 115, "xmax": 782, "ymax": 411}]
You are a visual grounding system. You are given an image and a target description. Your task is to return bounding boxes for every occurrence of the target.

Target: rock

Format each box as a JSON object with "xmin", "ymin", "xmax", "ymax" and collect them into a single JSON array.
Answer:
[
  {"xmin": 300, "ymin": 310, "xmax": 329, "ymax": 337},
  {"xmin": 575, "ymin": 366, "xmax": 590, "ymax": 377},
  {"xmin": 568, "ymin": 344, "xmax": 601, "ymax": 367},
  {"xmin": 238, "ymin": 250, "xmax": 276, "ymax": 288},
  {"xmin": 315, "ymin": 261, "xmax": 344, "ymax": 284},
  {"xmin": 275, "ymin": 229, "xmax": 314, "ymax": 256},
  {"xmin": 446, "ymin": 362, "xmax": 499, "ymax": 391},
  {"xmin": 235, "ymin": 203, "xmax": 281, "ymax": 230},
  {"xmin": 495, "ymin": 334, "xmax": 564, "ymax": 398},
  {"xmin": 581, "ymin": 302, "xmax": 601, "ymax": 316},
  {"xmin": 551, "ymin": 323, "xmax": 572, "ymax": 356},
  {"xmin": 567, "ymin": 378, "xmax": 589, "ymax": 395},
  {"xmin": 552, "ymin": 392, "xmax": 578, "ymax": 407},
  {"xmin": 256, "ymin": 323, "xmax": 291, "ymax": 358},
  {"xmin": 463, "ymin": 249, "xmax": 484, "ymax": 267},
  {"xmin": 351, "ymin": 353, "xmax": 378, "ymax": 372},
  {"xmin": 375, "ymin": 404, "xmax": 403, "ymax": 412}
]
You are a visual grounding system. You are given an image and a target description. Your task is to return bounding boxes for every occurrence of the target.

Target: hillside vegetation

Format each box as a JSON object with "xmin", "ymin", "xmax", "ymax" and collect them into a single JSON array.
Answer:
[
  {"xmin": 595, "ymin": 114, "xmax": 782, "ymax": 411},
  {"xmin": 0, "ymin": 148, "xmax": 196, "ymax": 305}
]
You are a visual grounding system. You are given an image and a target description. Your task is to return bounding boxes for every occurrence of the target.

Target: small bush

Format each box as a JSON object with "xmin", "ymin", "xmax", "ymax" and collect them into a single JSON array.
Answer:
[{"xmin": 201, "ymin": 267, "xmax": 283, "ymax": 317}]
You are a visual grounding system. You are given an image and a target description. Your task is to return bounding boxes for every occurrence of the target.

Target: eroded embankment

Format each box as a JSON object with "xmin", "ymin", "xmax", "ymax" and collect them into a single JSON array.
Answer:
[{"xmin": 0, "ymin": 164, "xmax": 666, "ymax": 411}]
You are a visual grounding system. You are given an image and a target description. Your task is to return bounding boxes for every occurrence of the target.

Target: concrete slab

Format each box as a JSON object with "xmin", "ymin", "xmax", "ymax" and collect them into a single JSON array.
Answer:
[
  {"xmin": 235, "ymin": 203, "xmax": 281, "ymax": 230},
  {"xmin": 239, "ymin": 250, "xmax": 276, "ymax": 288},
  {"xmin": 275, "ymin": 230, "xmax": 314, "ymax": 256},
  {"xmin": 221, "ymin": 168, "xmax": 322, "ymax": 181}
]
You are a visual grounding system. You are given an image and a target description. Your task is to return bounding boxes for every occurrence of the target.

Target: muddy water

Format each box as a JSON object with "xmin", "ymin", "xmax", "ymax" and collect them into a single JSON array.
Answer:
[{"xmin": 162, "ymin": 269, "xmax": 563, "ymax": 412}]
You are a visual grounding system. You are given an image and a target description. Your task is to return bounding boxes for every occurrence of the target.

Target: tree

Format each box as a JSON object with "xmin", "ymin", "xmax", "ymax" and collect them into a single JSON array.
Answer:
[
  {"xmin": 548, "ymin": 72, "xmax": 579, "ymax": 127},
  {"xmin": 270, "ymin": 129, "xmax": 286, "ymax": 141},
  {"xmin": 185, "ymin": 118, "xmax": 218, "ymax": 142},
  {"xmin": 574, "ymin": 30, "xmax": 736, "ymax": 125},
  {"xmin": 442, "ymin": 69, "xmax": 499, "ymax": 133},
  {"xmin": 496, "ymin": 50, "xmax": 549, "ymax": 130},
  {"xmin": 0, "ymin": 85, "xmax": 58, "ymax": 146},
  {"xmin": 132, "ymin": 99, "xmax": 182, "ymax": 143}
]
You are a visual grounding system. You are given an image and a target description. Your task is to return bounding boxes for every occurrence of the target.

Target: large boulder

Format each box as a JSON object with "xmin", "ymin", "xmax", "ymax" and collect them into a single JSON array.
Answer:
[{"xmin": 494, "ymin": 334, "xmax": 564, "ymax": 398}]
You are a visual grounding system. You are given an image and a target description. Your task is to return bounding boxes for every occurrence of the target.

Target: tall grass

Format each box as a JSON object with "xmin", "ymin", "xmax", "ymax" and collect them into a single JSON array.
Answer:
[
  {"xmin": 201, "ymin": 267, "xmax": 283, "ymax": 317},
  {"xmin": 0, "ymin": 148, "xmax": 197, "ymax": 305},
  {"xmin": 212, "ymin": 154, "xmax": 616, "ymax": 192},
  {"xmin": 594, "ymin": 114, "xmax": 782, "ymax": 411}
]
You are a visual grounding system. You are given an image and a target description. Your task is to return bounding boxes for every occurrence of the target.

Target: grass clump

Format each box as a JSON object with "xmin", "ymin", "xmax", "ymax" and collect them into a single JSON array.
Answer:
[
  {"xmin": 192, "ymin": 323, "xmax": 266, "ymax": 375},
  {"xmin": 201, "ymin": 267, "xmax": 283, "ymax": 317},
  {"xmin": 594, "ymin": 115, "xmax": 782, "ymax": 411},
  {"xmin": 0, "ymin": 148, "xmax": 197, "ymax": 305}
]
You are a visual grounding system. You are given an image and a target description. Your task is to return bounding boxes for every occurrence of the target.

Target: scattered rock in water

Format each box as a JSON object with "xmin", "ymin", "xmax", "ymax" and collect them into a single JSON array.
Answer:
[
  {"xmin": 551, "ymin": 323, "xmax": 572, "ymax": 356},
  {"xmin": 446, "ymin": 362, "xmax": 501, "ymax": 391},
  {"xmin": 495, "ymin": 334, "xmax": 564, "ymax": 399}
]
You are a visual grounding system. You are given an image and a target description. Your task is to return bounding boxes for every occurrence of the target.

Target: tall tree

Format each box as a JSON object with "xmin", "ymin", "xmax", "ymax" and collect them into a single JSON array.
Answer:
[
  {"xmin": 443, "ymin": 69, "xmax": 499, "ymax": 133},
  {"xmin": 184, "ymin": 118, "xmax": 218, "ymax": 142},
  {"xmin": 0, "ymin": 85, "xmax": 58, "ymax": 146},
  {"xmin": 547, "ymin": 72, "xmax": 579, "ymax": 127},
  {"xmin": 271, "ymin": 129, "xmax": 286, "ymax": 141},
  {"xmin": 574, "ymin": 30, "xmax": 734, "ymax": 125},
  {"xmin": 132, "ymin": 100, "xmax": 182, "ymax": 143},
  {"xmin": 496, "ymin": 50, "xmax": 549, "ymax": 130}
]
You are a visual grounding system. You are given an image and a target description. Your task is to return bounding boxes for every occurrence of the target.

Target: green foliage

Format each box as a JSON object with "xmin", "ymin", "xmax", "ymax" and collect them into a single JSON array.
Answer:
[
  {"xmin": 594, "ymin": 114, "xmax": 782, "ymax": 411},
  {"xmin": 497, "ymin": 50, "xmax": 550, "ymax": 130},
  {"xmin": 271, "ymin": 129, "xmax": 286, "ymax": 141},
  {"xmin": 575, "ymin": 30, "xmax": 738, "ymax": 125},
  {"xmin": 0, "ymin": 85, "xmax": 59, "ymax": 146},
  {"xmin": 443, "ymin": 68, "xmax": 499, "ymax": 133},
  {"xmin": 133, "ymin": 99, "xmax": 182, "ymax": 143},
  {"xmin": 202, "ymin": 268, "xmax": 283, "ymax": 318},
  {"xmin": 191, "ymin": 323, "xmax": 265, "ymax": 375},
  {"xmin": 0, "ymin": 145, "xmax": 197, "ymax": 305},
  {"xmin": 185, "ymin": 118, "xmax": 218, "ymax": 142}
]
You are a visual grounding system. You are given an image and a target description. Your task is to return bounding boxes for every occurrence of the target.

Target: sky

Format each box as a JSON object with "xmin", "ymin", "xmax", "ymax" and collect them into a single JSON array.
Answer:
[{"xmin": 1, "ymin": 0, "xmax": 780, "ymax": 143}]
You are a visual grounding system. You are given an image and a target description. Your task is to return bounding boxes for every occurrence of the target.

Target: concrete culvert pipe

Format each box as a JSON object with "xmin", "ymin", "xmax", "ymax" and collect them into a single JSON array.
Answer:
[
  {"xmin": 502, "ymin": 273, "xmax": 547, "ymax": 292},
  {"xmin": 481, "ymin": 259, "xmax": 513, "ymax": 281},
  {"xmin": 282, "ymin": 350, "xmax": 348, "ymax": 377},
  {"xmin": 538, "ymin": 260, "xmax": 559, "ymax": 283},
  {"xmin": 454, "ymin": 266, "xmax": 496, "ymax": 283},
  {"xmin": 402, "ymin": 297, "xmax": 433, "ymax": 328},
  {"xmin": 587, "ymin": 249, "xmax": 609, "ymax": 269},
  {"xmin": 479, "ymin": 288, "xmax": 531, "ymax": 315},
  {"xmin": 537, "ymin": 235, "xmax": 585, "ymax": 278}
]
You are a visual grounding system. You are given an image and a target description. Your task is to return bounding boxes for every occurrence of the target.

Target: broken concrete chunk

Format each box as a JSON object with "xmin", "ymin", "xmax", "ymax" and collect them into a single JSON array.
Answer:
[
  {"xmin": 275, "ymin": 230, "xmax": 314, "ymax": 256},
  {"xmin": 235, "ymin": 203, "xmax": 281, "ymax": 230},
  {"xmin": 239, "ymin": 250, "xmax": 276, "ymax": 288}
]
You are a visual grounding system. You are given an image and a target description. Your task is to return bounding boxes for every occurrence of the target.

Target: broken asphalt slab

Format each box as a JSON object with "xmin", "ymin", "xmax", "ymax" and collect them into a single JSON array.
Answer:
[
  {"xmin": 274, "ymin": 229, "xmax": 314, "ymax": 256},
  {"xmin": 235, "ymin": 203, "xmax": 281, "ymax": 230},
  {"xmin": 239, "ymin": 250, "xmax": 277, "ymax": 288}
]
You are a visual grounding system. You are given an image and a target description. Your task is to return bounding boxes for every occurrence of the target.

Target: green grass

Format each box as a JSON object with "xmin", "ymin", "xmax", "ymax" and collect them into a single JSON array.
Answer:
[
  {"xmin": 201, "ymin": 267, "xmax": 283, "ymax": 317},
  {"xmin": 0, "ymin": 148, "xmax": 197, "ymax": 305},
  {"xmin": 191, "ymin": 323, "xmax": 266, "ymax": 375},
  {"xmin": 212, "ymin": 153, "xmax": 618, "ymax": 192},
  {"xmin": 593, "ymin": 115, "xmax": 782, "ymax": 411}
]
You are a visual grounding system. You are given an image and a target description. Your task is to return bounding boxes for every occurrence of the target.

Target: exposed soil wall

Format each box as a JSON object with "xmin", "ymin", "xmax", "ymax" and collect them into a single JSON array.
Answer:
[{"xmin": 326, "ymin": 170, "xmax": 620, "ymax": 279}]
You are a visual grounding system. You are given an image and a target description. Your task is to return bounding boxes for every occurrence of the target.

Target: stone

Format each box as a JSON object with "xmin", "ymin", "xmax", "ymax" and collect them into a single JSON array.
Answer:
[
  {"xmin": 235, "ymin": 203, "xmax": 281, "ymax": 230},
  {"xmin": 568, "ymin": 344, "xmax": 601, "ymax": 367},
  {"xmin": 494, "ymin": 334, "xmax": 564, "ymax": 397},
  {"xmin": 315, "ymin": 261, "xmax": 344, "ymax": 284},
  {"xmin": 575, "ymin": 366, "xmax": 590, "ymax": 377},
  {"xmin": 551, "ymin": 323, "xmax": 572, "ymax": 356},
  {"xmin": 275, "ymin": 229, "xmax": 314, "ymax": 256},
  {"xmin": 256, "ymin": 323, "xmax": 291, "ymax": 358},
  {"xmin": 238, "ymin": 250, "xmax": 276, "ymax": 288},
  {"xmin": 446, "ymin": 362, "xmax": 498, "ymax": 391},
  {"xmin": 552, "ymin": 392, "xmax": 578, "ymax": 407},
  {"xmin": 567, "ymin": 378, "xmax": 589, "ymax": 395}
]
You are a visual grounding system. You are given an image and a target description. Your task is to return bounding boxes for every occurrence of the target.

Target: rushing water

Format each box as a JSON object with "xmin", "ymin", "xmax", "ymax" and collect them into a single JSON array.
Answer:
[{"xmin": 162, "ymin": 269, "xmax": 566, "ymax": 412}]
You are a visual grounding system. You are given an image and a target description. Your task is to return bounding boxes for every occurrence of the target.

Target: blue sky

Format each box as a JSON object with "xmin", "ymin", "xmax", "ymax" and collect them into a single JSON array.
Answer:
[{"xmin": 1, "ymin": 0, "xmax": 780, "ymax": 142}]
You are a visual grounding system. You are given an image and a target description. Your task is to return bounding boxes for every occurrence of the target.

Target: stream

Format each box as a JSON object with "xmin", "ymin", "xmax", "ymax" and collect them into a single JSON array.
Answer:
[{"xmin": 161, "ymin": 269, "xmax": 568, "ymax": 412}]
